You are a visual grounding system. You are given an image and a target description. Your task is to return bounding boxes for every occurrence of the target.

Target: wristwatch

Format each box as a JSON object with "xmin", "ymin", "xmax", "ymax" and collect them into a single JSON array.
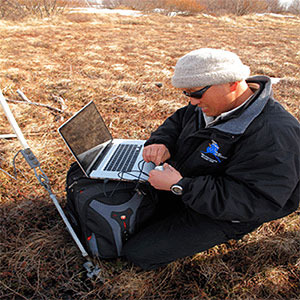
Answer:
[{"xmin": 171, "ymin": 183, "xmax": 183, "ymax": 196}]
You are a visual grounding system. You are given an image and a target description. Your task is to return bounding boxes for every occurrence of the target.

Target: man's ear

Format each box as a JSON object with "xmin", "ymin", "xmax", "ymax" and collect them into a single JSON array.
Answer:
[{"xmin": 229, "ymin": 81, "xmax": 238, "ymax": 92}]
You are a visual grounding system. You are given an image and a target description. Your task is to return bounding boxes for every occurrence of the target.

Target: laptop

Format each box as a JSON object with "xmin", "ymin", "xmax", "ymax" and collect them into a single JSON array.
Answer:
[{"xmin": 58, "ymin": 101, "xmax": 155, "ymax": 181}]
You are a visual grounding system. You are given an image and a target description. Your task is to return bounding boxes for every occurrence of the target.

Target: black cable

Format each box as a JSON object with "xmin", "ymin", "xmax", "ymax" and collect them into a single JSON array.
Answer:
[
  {"xmin": 0, "ymin": 166, "xmax": 17, "ymax": 180},
  {"xmin": 117, "ymin": 160, "xmax": 152, "ymax": 181},
  {"xmin": 105, "ymin": 179, "xmax": 123, "ymax": 198},
  {"xmin": 12, "ymin": 150, "xmax": 22, "ymax": 179},
  {"xmin": 102, "ymin": 160, "xmax": 155, "ymax": 198},
  {"xmin": 0, "ymin": 151, "xmax": 22, "ymax": 180}
]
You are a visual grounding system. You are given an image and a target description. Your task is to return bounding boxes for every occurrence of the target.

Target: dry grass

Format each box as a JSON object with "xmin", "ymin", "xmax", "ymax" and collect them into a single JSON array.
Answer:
[
  {"xmin": 0, "ymin": 12, "xmax": 299, "ymax": 300},
  {"xmin": 102, "ymin": 0, "xmax": 205, "ymax": 14}
]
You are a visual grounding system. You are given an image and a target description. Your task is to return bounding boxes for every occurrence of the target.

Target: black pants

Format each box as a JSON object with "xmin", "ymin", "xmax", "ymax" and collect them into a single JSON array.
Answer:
[{"xmin": 122, "ymin": 191, "xmax": 260, "ymax": 270}]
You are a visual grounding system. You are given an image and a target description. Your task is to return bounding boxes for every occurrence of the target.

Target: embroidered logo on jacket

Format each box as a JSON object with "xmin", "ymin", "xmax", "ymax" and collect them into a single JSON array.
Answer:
[{"xmin": 201, "ymin": 140, "xmax": 227, "ymax": 163}]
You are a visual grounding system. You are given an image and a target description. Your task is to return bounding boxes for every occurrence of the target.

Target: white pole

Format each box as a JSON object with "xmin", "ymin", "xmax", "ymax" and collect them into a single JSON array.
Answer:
[
  {"xmin": 50, "ymin": 194, "xmax": 89, "ymax": 257},
  {"xmin": 0, "ymin": 89, "xmax": 29, "ymax": 149},
  {"xmin": 0, "ymin": 89, "xmax": 89, "ymax": 258}
]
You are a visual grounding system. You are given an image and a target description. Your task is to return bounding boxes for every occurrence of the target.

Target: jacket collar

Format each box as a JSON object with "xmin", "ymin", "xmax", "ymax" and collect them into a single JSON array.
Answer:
[{"xmin": 211, "ymin": 76, "xmax": 272, "ymax": 135}]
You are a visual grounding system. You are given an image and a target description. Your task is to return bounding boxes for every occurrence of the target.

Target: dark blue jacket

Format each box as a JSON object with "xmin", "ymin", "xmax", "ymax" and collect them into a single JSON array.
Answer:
[{"xmin": 145, "ymin": 76, "xmax": 300, "ymax": 223}]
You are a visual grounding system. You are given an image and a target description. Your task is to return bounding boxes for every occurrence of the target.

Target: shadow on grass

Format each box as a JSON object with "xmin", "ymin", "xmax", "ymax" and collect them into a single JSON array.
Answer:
[{"xmin": 1, "ymin": 198, "xmax": 299, "ymax": 299}]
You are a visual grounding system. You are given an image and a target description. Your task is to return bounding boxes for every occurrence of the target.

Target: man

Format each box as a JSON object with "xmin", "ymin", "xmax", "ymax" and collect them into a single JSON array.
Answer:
[{"xmin": 122, "ymin": 48, "xmax": 300, "ymax": 270}]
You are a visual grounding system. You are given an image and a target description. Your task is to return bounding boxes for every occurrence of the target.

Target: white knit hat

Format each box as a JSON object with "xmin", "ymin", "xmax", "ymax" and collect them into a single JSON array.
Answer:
[{"xmin": 171, "ymin": 48, "xmax": 250, "ymax": 88}]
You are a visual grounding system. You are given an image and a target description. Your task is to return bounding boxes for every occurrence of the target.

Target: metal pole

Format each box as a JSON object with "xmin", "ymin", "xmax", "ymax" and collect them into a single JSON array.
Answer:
[
  {"xmin": 0, "ymin": 89, "xmax": 89, "ymax": 258},
  {"xmin": 0, "ymin": 90, "xmax": 29, "ymax": 149},
  {"xmin": 49, "ymin": 193, "xmax": 89, "ymax": 257}
]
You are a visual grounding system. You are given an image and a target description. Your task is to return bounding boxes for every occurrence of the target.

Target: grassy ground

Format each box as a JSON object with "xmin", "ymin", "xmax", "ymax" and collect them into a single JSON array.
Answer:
[{"xmin": 0, "ymin": 11, "xmax": 299, "ymax": 300}]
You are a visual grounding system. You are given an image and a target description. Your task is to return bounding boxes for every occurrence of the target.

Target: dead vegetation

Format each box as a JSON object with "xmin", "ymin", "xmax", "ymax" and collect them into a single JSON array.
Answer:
[
  {"xmin": 0, "ymin": 11, "xmax": 299, "ymax": 300},
  {"xmin": 0, "ymin": 0, "xmax": 80, "ymax": 20},
  {"xmin": 103, "ymin": 0, "xmax": 300, "ymax": 15},
  {"xmin": 2, "ymin": 0, "xmax": 299, "ymax": 21}
]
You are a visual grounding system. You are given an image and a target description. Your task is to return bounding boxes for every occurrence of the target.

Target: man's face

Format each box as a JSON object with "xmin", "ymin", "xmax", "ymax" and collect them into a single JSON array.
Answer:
[{"xmin": 181, "ymin": 83, "xmax": 235, "ymax": 117}]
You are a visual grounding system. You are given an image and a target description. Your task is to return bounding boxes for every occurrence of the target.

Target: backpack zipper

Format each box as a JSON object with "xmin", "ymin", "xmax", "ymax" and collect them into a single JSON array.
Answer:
[{"xmin": 68, "ymin": 181, "xmax": 78, "ymax": 190}]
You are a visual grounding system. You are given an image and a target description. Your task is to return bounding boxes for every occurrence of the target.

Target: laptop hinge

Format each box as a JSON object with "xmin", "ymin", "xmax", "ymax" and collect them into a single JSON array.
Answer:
[{"xmin": 89, "ymin": 142, "xmax": 113, "ymax": 174}]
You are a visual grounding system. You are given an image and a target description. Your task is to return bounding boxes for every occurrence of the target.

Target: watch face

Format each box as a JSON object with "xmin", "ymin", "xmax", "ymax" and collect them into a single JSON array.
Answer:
[{"xmin": 171, "ymin": 184, "xmax": 183, "ymax": 195}]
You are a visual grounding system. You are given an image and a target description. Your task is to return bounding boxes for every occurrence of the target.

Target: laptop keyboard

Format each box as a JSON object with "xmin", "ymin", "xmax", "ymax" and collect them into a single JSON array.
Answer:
[{"xmin": 104, "ymin": 144, "xmax": 142, "ymax": 172}]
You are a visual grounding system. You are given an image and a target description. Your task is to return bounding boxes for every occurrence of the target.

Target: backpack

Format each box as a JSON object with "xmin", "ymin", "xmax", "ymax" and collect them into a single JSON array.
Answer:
[{"xmin": 65, "ymin": 162, "xmax": 157, "ymax": 259}]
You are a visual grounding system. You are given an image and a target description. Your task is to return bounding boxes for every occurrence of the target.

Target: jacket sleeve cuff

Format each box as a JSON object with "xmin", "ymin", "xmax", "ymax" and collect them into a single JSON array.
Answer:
[{"xmin": 176, "ymin": 177, "xmax": 192, "ymax": 195}]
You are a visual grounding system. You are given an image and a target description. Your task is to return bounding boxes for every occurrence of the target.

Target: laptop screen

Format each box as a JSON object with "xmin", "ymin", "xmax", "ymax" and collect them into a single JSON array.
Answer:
[{"xmin": 59, "ymin": 101, "xmax": 112, "ymax": 172}]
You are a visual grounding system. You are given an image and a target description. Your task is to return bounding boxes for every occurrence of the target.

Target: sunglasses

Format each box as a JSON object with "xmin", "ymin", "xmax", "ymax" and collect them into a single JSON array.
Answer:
[{"xmin": 183, "ymin": 85, "xmax": 211, "ymax": 99}]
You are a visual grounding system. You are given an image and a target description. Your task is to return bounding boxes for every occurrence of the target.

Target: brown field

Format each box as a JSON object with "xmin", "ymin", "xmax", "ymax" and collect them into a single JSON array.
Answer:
[{"xmin": 0, "ymin": 11, "xmax": 299, "ymax": 300}]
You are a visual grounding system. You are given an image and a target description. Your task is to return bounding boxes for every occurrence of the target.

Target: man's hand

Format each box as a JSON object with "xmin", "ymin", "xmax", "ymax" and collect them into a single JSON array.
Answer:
[
  {"xmin": 148, "ymin": 163, "xmax": 182, "ymax": 191},
  {"xmin": 143, "ymin": 144, "xmax": 171, "ymax": 166}
]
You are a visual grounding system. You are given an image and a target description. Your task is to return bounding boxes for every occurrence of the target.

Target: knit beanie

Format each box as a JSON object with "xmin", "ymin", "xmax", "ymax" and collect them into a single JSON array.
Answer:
[{"xmin": 171, "ymin": 48, "xmax": 250, "ymax": 88}]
